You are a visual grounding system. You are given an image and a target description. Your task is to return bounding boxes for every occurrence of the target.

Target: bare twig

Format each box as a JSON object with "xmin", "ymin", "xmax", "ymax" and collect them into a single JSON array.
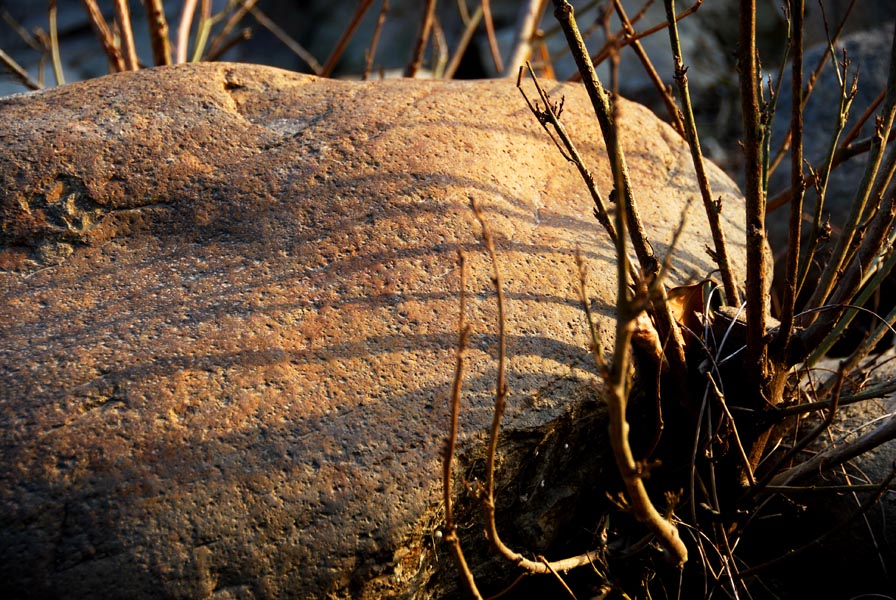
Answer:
[
  {"xmin": 205, "ymin": 28, "xmax": 251, "ymax": 62},
  {"xmin": 755, "ymin": 364, "xmax": 845, "ymax": 496},
  {"xmin": 552, "ymin": 0, "xmax": 688, "ymax": 393},
  {"xmin": 517, "ymin": 65, "xmax": 620, "ymax": 250},
  {"xmin": 247, "ymin": 4, "xmax": 322, "ymax": 74},
  {"xmin": 801, "ymin": 191, "xmax": 896, "ymax": 355},
  {"xmin": 405, "ymin": 0, "xmax": 437, "ymax": 77},
  {"xmin": 175, "ymin": 0, "xmax": 199, "ymax": 64},
  {"xmin": 576, "ymin": 250, "xmax": 608, "ymax": 373},
  {"xmin": 739, "ymin": 463, "xmax": 896, "ymax": 578},
  {"xmin": 442, "ymin": 251, "xmax": 483, "ymax": 600},
  {"xmin": 802, "ymin": 24, "xmax": 896, "ymax": 319},
  {"xmin": 775, "ymin": 0, "xmax": 806, "ymax": 353},
  {"xmin": 481, "ymin": 0, "xmax": 503, "ymax": 74},
  {"xmin": 662, "ymin": 0, "xmax": 740, "ymax": 306},
  {"xmin": 144, "ymin": 0, "xmax": 172, "ymax": 66},
  {"xmin": 322, "ymin": 0, "xmax": 375, "ymax": 77},
  {"xmin": 569, "ymin": 0, "xmax": 705, "ymax": 82},
  {"xmin": 768, "ymin": 0, "xmax": 857, "ymax": 178},
  {"xmin": 470, "ymin": 200, "xmax": 608, "ymax": 576},
  {"xmin": 706, "ymin": 372, "xmax": 755, "ymax": 486},
  {"xmin": 81, "ymin": 0, "xmax": 125, "ymax": 72},
  {"xmin": 794, "ymin": 71, "xmax": 857, "ymax": 302},
  {"xmin": 504, "ymin": 0, "xmax": 548, "ymax": 77},
  {"xmin": 776, "ymin": 376, "xmax": 896, "ymax": 417},
  {"xmin": 0, "ymin": 49, "xmax": 41, "ymax": 90},
  {"xmin": 769, "ymin": 416, "xmax": 896, "ymax": 488},
  {"xmin": 539, "ymin": 556, "xmax": 578, "ymax": 599},
  {"xmin": 112, "ymin": 0, "xmax": 139, "ymax": 71},
  {"xmin": 363, "ymin": 0, "xmax": 389, "ymax": 80},
  {"xmin": 431, "ymin": 17, "xmax": 450, "ymax": 78},
  {"xmin": 445, "ymin": 5, "xmax": 483, "ymax": 79},
  {"xmin": 767, "ymin": 128, "xmax": 894, "ymax": 214},
  {"xmin": 206, "ymin": 0, "xmax": 258, "ymax": 59},
  {"xmin": 616, "ymin": 0, "xmax": 684, "ymax": 136},
  {"xmin": 736, "ymin": 0, "xmax": 770, "ymax": 385}
]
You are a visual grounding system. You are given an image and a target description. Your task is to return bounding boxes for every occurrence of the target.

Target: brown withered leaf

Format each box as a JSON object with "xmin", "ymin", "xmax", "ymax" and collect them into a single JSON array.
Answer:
[{"xmin": 668, "ymin": 279, "xmax": 714, "ymax": 343}]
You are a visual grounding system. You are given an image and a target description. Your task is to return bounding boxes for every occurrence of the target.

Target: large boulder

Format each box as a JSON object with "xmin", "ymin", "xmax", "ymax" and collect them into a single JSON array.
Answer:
[{"xmin": 0, "ymin": 62, "xmax": 747, "ymax": 598}]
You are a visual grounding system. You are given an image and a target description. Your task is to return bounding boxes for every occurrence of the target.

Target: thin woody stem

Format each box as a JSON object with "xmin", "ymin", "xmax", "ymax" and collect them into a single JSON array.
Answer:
[
  {"xmin": 112, "ymin": 0, "xmax": 139, "ymax": 71},
  {"xmin": 614, "ymin": 0, "xmax": 685, "ymax": 136},
  {"xmin": 737, "ymin": 0, "xmax": 769, "ymax": 382},
  {"xmin": 552, "ymin": 0, "xmax": 688, "ymax": 389},
  {"xmin": 662, "ymin": 0, "xmax": 741, "ymax": 307},
  {"xmin": 441, "ymin": 251, "xmax": 483, "ymax": 600},
  {"xmin": 551, "ymin": 0, "xmax": 689, "ymax": 567},
  {"xmin": 803, "ymin": 23, "xmax": 896, "ymax": 316},
  {"xmin": 774, "ymin": 0, "xmax": 805, "ymax": 353},
  {"xmin": 321, "ymin": 0, "xmax": 375, "ymax": 77},
  {"xmin": 471, "ymin": 200, "xmax": 608, "ymax": 576},
  {"xmin": 145, "ymin": 0, "xmax": 172, "ymax": 66},
  {"xmin": 405, "ymin": 0, "xmax": 437, "ymax": 77}
]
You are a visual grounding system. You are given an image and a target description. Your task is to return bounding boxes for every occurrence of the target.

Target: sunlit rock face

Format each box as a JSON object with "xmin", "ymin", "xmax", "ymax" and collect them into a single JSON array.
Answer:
[{"xmin": 0, "ymin": 62, "xmax": 746, "ymax": 598}]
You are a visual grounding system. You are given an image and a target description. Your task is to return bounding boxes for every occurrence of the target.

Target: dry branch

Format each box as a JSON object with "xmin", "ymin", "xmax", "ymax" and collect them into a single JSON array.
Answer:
[
  {"xmin": 551, "ymin": 0, "xmax": 688, "ymax": 393},
  {"xmin": 662, "ymin": 0, "xmax": 740, "ymax": 306},
  {"xmin": 81, "ymin": 0, "xmax": 125, "ymax": 72},
  {"xmin": 442, "ymin": 251, "xmax": 482, "ymax": 599},
  {"xmin": 405, "ymin": 0, "xmax": 437, "ymax": 77},
  {"xmin": 774, "ymin": 0, "xmax": 806, "ymax": 352},
  {"xmin": 504, "ymin": 0, "xmax": 548, "ymax": 77},
  {"xmin": 112, "ymin": 0, "xmax": 139, "ymax": 71},
  {"xmin": 736, "ymin": 0, "xmax": 770, "ymax": 384},
  {"xmin": 322, "ymin": 0, "xmax": 375, "ymax": 77},
  {"xmin": 0, "ymin": 49, "xmax": 41, "ymax": 90},
  {"xmin": 145, "ymin": 0, "xmax": 172, "ymax": 66}
]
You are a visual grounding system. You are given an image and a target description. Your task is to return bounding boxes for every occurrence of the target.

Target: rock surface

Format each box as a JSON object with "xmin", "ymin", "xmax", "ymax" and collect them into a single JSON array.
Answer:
[{"xmin": 0, "ymin": 62, "xmax": 747, "ymax": 598}]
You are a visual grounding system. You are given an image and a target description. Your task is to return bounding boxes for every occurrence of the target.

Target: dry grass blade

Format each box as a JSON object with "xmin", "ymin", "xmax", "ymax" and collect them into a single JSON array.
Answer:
[{"xmin": 48, "ymin": 0, "xmax": 64, "ymax": 85}]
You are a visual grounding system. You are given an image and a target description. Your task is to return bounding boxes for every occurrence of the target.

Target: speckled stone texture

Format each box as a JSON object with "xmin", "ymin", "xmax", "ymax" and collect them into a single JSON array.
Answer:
[{"xmin": 0, "ymin": 63, "xmax": 747, "ymax": 598}]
